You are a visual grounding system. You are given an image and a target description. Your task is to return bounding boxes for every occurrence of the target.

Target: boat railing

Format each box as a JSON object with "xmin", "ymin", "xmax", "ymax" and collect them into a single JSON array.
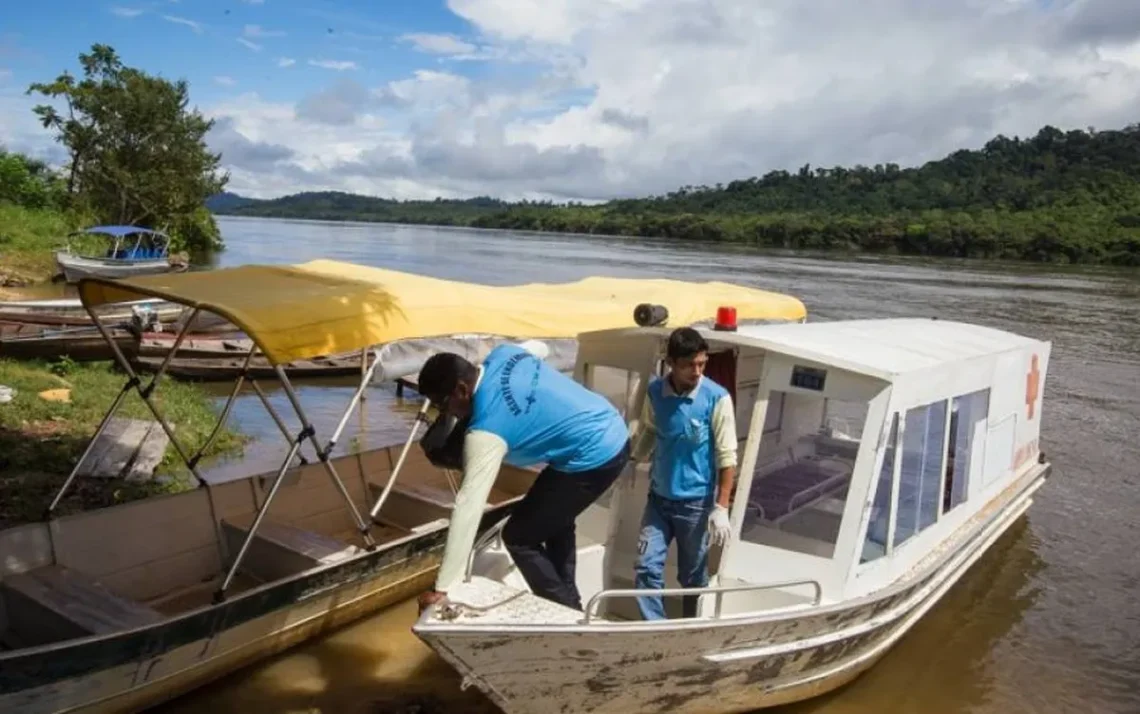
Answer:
[{"xmin": 582, "ymin": 579, "xmax": 823, "ymax": 623}]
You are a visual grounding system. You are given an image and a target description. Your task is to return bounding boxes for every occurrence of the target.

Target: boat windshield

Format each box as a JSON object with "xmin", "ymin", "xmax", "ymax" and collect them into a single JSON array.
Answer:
[{"xmin": 740, "ymin": 390, "xmax": 868, "ymax": 559}]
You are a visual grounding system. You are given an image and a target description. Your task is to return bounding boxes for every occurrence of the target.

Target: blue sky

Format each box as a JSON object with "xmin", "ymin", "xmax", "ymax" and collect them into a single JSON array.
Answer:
[
  {"xmin": 2, "ymin": 1, "xmax": 485, "ymax": 104},
  {"xmin": 2, "ymin": 1, "xmax": 1140, "ymax": 202}
]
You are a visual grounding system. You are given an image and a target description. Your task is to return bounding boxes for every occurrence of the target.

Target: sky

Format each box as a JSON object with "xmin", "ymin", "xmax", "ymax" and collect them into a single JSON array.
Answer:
[{"xmin": 2, "ymin": 0, "xmax": 1140, "ymax": 202}]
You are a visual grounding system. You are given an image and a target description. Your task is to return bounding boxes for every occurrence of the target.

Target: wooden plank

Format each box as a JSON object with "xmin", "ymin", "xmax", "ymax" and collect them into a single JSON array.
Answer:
[
  {"xmin": 126, "ymin": 421, "xmax": 171, "ymax": 482},
  {"xmin": 77, "ymin": 417, "xmax": 170, "ymax": 480}
]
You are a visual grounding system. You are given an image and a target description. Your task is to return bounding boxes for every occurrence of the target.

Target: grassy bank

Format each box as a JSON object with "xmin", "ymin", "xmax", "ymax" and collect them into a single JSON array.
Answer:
[
  {"xmin": 0, "ymin": 202, "xmax": 81, "ymax": 284},
  {"xmin": 0, "ymin": 357, "xmax": 245, "ymax": 529}
]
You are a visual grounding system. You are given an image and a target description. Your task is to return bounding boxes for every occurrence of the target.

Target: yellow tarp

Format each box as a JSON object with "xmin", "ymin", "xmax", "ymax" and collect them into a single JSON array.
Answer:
[{"xmin": 78, "ymin": 259, "xmax": 807, "ymax": 365}]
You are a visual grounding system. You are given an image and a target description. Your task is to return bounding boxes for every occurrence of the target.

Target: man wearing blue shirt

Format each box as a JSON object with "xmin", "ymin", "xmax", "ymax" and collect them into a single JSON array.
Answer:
[
  {"xmin": 632, "ymin": 327, "xmax": 737, "ymax": 620},
  {"xmin": 415, "ymin": 343, "xmax": 630, "ymax": 612}
]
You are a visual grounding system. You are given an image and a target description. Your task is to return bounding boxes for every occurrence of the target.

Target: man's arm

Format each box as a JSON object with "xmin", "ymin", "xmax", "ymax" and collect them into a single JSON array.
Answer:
[
  {"xmin": 631, "ymin": 394, "xmax": 657, "ymax": 463},
  {"xmin": 433, "ymin": 429, "xmax": 508, "ymax": 593},
  {"xmin": 710, "ymin": 394, "xmax": 738, "ymax": 508}
]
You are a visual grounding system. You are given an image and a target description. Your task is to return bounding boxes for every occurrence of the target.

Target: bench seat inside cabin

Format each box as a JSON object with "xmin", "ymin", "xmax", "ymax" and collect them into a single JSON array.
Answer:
[{"xmin": 1, "ymin": 564, "xmax": 164, "ymax": 648}]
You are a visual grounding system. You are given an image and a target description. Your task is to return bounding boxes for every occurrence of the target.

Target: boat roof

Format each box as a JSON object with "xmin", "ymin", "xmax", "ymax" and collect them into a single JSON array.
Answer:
[
  {"xmin": 732, "ymin": 318, "xmax": 1042, "ymax": 380},
  {"xmin": 77, "ymin": 259, "xmax": 807, "ymax": 365},
  {"xmin": 74, "ymin": 225, "xmax": 169, "ymax": 239}
]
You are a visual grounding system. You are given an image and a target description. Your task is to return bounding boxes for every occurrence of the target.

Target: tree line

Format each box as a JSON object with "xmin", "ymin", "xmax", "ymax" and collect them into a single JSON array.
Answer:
[
  {"xmin": 218, "ymin": 124, "xmax": 1140, "ymax": 265},
  {"xmin": 2, "ymin": 44, "xmax": 227, "ymax": 253}
]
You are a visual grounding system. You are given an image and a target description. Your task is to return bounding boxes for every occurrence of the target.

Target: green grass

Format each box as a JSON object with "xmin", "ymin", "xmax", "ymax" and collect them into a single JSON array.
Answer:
[
  {"xmin": 0, "ymin": 357, "xmax": 246, "ymax": 528},
  {"xmin": 0, "ymin": 202, "xmax": 93, "ymax": 283}
]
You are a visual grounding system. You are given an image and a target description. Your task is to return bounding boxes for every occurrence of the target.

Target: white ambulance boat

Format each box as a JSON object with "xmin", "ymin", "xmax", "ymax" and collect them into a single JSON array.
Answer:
[{"xmin": 413, "ymin": 315, "xmax": 1053, "ymax": 714}]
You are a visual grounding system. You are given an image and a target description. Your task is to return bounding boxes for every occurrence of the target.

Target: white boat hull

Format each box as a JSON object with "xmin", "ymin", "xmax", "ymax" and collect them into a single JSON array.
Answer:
[
  {"xmin": 54, "ymin": 251, "xmax": 184, "ymax": 284},
  {"xmin": 416, "ymin": 464, "xmax": 1049, "ymax": 714}
]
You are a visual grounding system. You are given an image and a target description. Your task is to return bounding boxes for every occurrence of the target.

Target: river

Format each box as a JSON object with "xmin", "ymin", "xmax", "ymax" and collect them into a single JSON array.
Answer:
[{"xmin": 152, "ymin": 215, "xmax": 1139, "ymax": 714}]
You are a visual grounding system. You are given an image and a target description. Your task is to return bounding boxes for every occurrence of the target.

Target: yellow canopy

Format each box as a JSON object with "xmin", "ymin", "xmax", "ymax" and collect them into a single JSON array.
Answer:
[{"xmin": 78, "ymin": 259, "xmax": 807, "ymax": 365}]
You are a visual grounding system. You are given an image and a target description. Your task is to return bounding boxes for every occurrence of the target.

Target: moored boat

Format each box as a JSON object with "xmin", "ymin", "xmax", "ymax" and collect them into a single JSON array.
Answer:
[
  {"xmin": 413, "ymin": 317, "xmax": 1053, "ymax": 714},
  {"xmin": 0, "ymin": 258, "xmax": 807, "ymax": 713},
  {"xmin": 54, "ymin": 225, "xmax": 187, "ymax": 284}
]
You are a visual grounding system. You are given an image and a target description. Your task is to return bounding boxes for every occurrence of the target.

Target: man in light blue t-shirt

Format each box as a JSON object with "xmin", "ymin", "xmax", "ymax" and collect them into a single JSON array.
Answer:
[
  {"xmin": 632, "ymin": 327, "xmax": 737, "ymax": 620},
  {"xmin": 415, "ymin": 343, "xmax": 630, "ymax": 613}
]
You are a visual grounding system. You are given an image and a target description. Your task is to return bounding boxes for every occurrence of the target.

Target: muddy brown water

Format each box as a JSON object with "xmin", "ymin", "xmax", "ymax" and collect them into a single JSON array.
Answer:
[{"xmin": 139, "ymin": 216, "xmax": 1138, "ymax": 714}]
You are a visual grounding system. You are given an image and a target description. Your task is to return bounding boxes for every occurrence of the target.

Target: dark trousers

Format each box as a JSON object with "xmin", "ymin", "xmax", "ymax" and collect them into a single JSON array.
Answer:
[{"xmin": 502, "ymin": 440, "xmax": 630, "ymax": 611}]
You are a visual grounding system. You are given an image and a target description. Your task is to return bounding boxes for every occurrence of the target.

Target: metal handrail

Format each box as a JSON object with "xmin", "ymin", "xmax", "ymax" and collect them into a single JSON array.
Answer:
[
  {"xmin": 582, "ymin": 578, "xmax": 823, "ymax": 623},
  {"xmin": 464, "ymin": 515, "xmax": 510, "ymax": 581}
]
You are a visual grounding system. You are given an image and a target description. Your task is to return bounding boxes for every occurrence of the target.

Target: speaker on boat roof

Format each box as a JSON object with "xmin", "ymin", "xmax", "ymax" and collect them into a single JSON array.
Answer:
[
  {"xmin": 634, "ymin": 303, "xmax": 669, "ymax": 327},
  {"xmin": 421, "ymin": 411, "xmax": 470, "ymax": 471}
]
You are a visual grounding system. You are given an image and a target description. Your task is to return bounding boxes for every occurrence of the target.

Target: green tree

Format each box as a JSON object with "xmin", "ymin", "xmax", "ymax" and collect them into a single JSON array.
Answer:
[{"xmin": 28, "ymin": 44, "xmax": 228, "ymax": 252}]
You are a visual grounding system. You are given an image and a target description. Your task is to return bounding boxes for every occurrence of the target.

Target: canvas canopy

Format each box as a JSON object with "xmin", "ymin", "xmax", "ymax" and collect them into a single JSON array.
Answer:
[{"xmin": 78, "ymin": 258, "xmax": 807, "ymax": 365}]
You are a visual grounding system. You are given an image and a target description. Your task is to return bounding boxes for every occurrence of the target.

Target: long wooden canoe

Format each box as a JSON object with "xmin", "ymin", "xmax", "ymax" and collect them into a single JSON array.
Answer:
[
  {"xmin": 131, "ymin": 351, "xmax": 374, "ymax": 381},
  {"xmin": 0, "ymin": 441, "xmax": 533, "ymax": 714}
]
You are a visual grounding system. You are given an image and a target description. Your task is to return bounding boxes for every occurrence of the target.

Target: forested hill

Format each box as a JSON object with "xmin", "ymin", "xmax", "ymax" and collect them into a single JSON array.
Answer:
[{"xmin": 212, "ymin": 124, "xmax": 1140, "ymax": 265}]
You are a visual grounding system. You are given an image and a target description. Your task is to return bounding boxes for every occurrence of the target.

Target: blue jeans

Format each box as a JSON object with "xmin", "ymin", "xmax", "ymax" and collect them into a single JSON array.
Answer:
[{"xmin": 634, "ymin": 492, "xmax": 711, "ymax": 620}]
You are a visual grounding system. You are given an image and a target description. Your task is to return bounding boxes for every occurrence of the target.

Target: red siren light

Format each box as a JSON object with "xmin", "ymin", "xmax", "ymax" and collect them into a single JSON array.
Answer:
[{"xmin": 714, "ymin": 306, "xmax": 738, "ymax": 331}]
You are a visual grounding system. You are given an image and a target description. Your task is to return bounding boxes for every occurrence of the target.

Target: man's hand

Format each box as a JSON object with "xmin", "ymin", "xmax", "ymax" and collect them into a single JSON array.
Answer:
[
  {"xmin": 417, "ymin": 590, "xmax": 447, "ymax": 614},
  {"xmin": 708, "ymin": 505, "xmax": 731, "ymax": 546}
]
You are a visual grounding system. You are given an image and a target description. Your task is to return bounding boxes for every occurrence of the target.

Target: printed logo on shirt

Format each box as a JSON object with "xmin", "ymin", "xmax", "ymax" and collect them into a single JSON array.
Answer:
[{"xmin": 500, "ymin": 351, "xmax": 541, "ymax": 417}]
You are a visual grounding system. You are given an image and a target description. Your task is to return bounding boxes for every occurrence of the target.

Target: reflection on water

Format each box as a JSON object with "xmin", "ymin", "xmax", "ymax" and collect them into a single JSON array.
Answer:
[{"xmin": 151, "ymin": 216, "xmax": 1138, "ymax": 714}]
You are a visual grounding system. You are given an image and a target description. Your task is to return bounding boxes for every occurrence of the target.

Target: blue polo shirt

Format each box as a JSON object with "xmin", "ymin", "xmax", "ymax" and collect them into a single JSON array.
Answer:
[{"xmin": 469, "ymin": 344, "xmax": 629, "ymax": 473}]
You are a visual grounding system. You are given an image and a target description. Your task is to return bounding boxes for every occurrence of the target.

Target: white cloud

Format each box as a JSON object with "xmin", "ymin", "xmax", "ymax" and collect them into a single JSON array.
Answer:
[
  {"xmin": 308, "ymin": 59, "xmax": 359, "ymax": 71},
  {"xmin": 238, "ymin": 38, "xmax": 263, "ymax": 52},
  {"xmin": 16, "ymin": 0, "xmax": 1140, "ymax": 204},
  {"xmin": 400, "ymin": 33, "xmax": 477, "ymax": 56},
  {"xmin": 244, "ymin": 24, "xmax": 286, "ymax": 39},
  {"xmin": 0, "ymin": 69, "xmax": 11, "ymax": 82},
  {"xmin": 277, "ymin": 57, "xmax": 296, "ymax": 68},
  {"xmin": 110, "ymin": 6, "xmax": 144, "ymax": 18},
  {"xmin": 162, "ymin": 15, "xmax": 203, "ymax": 34},
  {"xmin": 242, "ymin": 0, "xmax": 266, "ymax": 4},
  {"xmin": 214, "ymin": 76, "xmax": 237, "ymax": 87}
]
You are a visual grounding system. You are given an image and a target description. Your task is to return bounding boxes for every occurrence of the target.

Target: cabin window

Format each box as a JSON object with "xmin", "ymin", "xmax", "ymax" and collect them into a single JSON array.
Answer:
[
  {"xmin": 893, "ymin": 399, "xmax": 947, "ymax": 549},
  {"xmin": 586, "ymin": 364, "xmax": 642, "ymax": 419},
  {"xmin": 741, "ymin": 390, "xmax": 868, "ymax": 559},
  {"xmin": 861, "ymin": 413, "xmax": 899, "ymax": 564},
  {"xmin": 944, "ymin": 389, "xmax": 990, "ymax": 513}
]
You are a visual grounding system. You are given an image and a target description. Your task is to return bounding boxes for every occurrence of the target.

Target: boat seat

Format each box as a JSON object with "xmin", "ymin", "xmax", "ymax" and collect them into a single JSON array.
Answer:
[
  {"xmin": 366, "ymin": 479, "xmax": 513, "ymax": 528},
  {"xmin": 0, "ymin": 565, "xmax": 163, "ymax": 647},
  {"xmin": 221, "ymin": 515, "xmax": 361, "ymax": 582}
]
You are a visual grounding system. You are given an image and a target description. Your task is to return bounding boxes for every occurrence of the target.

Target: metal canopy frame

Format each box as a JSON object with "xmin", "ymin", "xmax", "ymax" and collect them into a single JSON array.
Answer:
[{"xmin": 42, "ymin": 301, "xmax": 432, "ymax": 602}]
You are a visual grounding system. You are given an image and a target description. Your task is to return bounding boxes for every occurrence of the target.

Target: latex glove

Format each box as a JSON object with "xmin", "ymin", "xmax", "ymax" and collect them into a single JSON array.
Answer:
[{"xmin": 708, "ymin": 505, "xmax": 731, "ymax": 546}]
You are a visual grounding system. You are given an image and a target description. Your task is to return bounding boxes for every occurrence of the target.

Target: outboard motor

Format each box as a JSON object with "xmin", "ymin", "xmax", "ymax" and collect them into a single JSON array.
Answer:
[{"xmin": 420, "ymin": 411, "xmax": 470, "ymax": 470}]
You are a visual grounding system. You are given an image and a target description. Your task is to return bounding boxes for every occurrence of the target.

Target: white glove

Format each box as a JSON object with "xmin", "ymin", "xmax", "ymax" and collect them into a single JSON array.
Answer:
[{"xmin": 708, "ymin": 505, "xmax": 731, "ymax": 546}]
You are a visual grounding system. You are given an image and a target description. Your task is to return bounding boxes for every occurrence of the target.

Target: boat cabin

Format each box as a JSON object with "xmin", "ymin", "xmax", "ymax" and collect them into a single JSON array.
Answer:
[{"xmin": 545, "ymin": 317, "xmax": 1051, "ymax": 620}]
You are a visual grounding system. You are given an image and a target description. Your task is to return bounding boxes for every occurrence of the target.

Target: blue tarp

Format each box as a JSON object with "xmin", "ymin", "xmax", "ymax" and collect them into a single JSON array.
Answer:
[{"xmin": 80, "ymin": 225, "xmax": 170, "ymax": 240}]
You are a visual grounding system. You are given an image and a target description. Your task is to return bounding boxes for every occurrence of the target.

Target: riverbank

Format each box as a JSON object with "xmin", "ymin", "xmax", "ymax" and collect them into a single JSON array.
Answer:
[
  {"xmin": 0, "ymin": 357, "xmax": 245, "ymax": 529},
  {"xmin": 0, "ymin": 203, "xmax": 80, "ymax": 285}
]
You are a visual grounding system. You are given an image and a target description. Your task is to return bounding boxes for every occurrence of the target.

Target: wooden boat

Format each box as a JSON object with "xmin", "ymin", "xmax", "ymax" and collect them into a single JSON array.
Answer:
[
  {"xmin": 54, "ymin": 225, "xmax": 187, "ymax": 283},
  {"xmin": 0, "ymin": 259, "xmax": 806, "ymax": 713},
  {"xmin": 0, "ymin": 297, "xmax": 184, "ymax": 327},
  {"xmin": 132, "ymin": 351, "xmax": 373, "ymax": 381},
  {"xmin": 413, "ymin": 317, "xmax": 1054, "ymax": 714},
  {"xmin": 0, "ymin": 322, "xmax": 140, "ymax": 361}
]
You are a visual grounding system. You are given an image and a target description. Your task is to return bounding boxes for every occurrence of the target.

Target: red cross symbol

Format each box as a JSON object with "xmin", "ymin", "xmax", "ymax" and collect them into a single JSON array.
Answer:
[{"xmin": 1025, "ymin": 354, "xmax": 1040, "ymax": 420}]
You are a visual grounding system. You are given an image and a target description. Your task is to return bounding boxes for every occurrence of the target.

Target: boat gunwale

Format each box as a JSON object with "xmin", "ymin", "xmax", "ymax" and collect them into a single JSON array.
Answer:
[{"xmin": 414, "ymin": 461, "xmax": 1050, "ymax": 637}]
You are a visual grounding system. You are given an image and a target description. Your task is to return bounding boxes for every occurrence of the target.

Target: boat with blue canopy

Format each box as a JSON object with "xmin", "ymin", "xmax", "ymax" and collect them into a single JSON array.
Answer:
[{"xmin": 54, "ymin": 225, "xmax": 187, "ymax": 283}]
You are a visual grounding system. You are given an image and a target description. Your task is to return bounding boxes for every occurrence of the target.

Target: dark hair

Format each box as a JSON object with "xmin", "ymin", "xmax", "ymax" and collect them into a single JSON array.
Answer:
[
  {"xmin": 417, "ymin": 352, "xmax": 478, "ymax": 404},
  {"xmin": 666, "ymin": 327, "xmax": 709, "ymax": 361}
]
